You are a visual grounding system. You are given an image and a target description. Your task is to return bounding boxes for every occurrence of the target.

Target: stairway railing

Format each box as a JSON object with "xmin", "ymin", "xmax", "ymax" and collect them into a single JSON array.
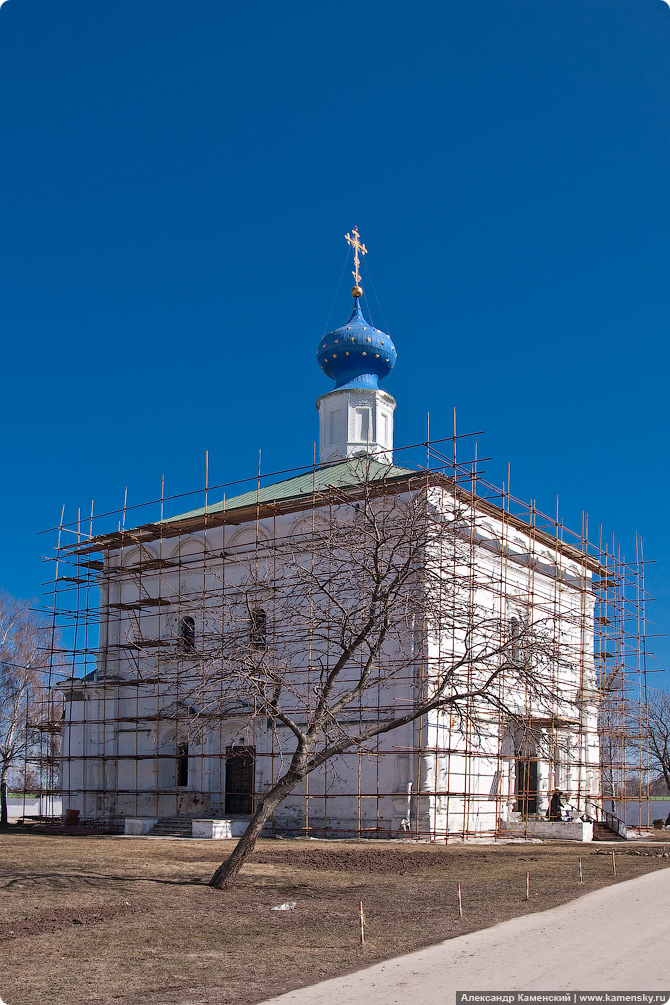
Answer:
[{"xmin": 600, "ymin": 807, "xmax": 627, "ymax": 839}]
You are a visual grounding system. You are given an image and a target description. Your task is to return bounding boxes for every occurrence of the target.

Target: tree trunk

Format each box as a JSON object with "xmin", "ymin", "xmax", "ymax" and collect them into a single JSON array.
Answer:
[
  {"xmin": 0, "ymin": 767, "xmax": 8, "ymax": 829},
  {"xmin": 661, "ymin": 758, "xmax": 670, "ymax": 797},
  {"xmin": 650, "ymin": 734, "xmax": 670, "ymax": 795},
  {"xmin": 209, "ymin": 778, "xmax": 298, "ymax": 890}
]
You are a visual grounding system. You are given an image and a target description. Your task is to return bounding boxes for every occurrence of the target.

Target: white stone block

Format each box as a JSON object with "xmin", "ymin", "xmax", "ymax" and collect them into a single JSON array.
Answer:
[
  {"xmin": 502, "ymin": 819, "xmax": 593, "ymax": 842},
  {"xmin": 192, "ymin": 818, "xmax": 232, "ymax": 839},
  {"xmin": 192, "ymin": 818, "xmax": 249, "ymax": 839}
]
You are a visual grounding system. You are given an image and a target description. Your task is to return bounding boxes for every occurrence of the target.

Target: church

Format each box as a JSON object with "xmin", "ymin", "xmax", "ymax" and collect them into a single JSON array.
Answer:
[{"xmin": 57, "ymin": 229, "xmax": 618, "ymax": 841}]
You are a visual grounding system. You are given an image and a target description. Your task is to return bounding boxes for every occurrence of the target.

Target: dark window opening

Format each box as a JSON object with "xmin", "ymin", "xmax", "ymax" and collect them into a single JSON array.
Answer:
[
  {"xmin": 225, "ymin": 745, "xmax": 255, "ymax": 814},
  {"xmin": 250, "ymin": 608, "xmax": 267, "ymax": 651},
  {"xmin": 179, "ymin": 616, "xmax": 196, "ymax": 652},
  {"xmin": 177, "ymin": 742, "xmax": 189, "ymax": 787}
]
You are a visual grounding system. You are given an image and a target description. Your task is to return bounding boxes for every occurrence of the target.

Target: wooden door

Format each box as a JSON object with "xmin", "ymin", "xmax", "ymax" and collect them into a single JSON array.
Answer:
[
  {"xmin": 515, "ymin": 757, "xmax": 538, "ymax": 816},
  {"xmin": 225, "ymin": 746, "xmax": 255, "ymax": 815}
]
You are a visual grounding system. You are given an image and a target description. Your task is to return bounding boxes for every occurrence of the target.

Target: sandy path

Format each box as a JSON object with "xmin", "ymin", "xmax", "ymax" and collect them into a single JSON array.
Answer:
[{"xmin": 259, "ymin": 868, "xmax": 670, "ymax": 1003}]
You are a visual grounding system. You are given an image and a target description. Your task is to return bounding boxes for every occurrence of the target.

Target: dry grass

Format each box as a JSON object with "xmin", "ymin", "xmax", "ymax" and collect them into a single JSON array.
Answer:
[{"xmin": 0, "ymin": 833, "xmax": 668, "ymax": 1005}]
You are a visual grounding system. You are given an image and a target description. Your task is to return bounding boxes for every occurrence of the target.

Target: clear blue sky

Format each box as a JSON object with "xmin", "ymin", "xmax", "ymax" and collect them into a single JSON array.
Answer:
[{"xmin": 1, "ymin": 0, "xmax": 668, "ymax": 674}]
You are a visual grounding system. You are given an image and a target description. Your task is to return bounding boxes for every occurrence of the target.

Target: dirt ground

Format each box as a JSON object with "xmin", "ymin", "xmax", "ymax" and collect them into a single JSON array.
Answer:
[{"xmin": 0, "ymin": 834, "xmax": 668, "ymax": 1005}]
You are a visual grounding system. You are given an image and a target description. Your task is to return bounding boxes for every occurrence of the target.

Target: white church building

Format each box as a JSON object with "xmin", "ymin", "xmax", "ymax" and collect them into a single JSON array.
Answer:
[{"xmin": 57, "ymin": 231, "xmax": 609, "ymax": 841}]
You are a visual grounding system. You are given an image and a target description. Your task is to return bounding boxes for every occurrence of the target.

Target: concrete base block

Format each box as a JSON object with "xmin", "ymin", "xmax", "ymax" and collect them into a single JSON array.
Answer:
[
  {"xmin": 192, "ymin": 818, "xmax": 248, "ymax": 839},
  {"xmin": 502, "ymin": 819, "xmax": 593, "ymax": 842},
  {"xmin": 124, "ymin": 817, "xmax": 158, "ymax": 835}
]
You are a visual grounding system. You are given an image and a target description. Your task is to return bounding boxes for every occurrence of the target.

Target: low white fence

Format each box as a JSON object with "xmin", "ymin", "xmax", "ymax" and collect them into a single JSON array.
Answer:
[
  {"xmin": 6, "ymin": 795, "xmax": 63, "ymax": 821},
  {"xmin": 624, "ymin": 798, "xmax": 670, "ymax": 829}
]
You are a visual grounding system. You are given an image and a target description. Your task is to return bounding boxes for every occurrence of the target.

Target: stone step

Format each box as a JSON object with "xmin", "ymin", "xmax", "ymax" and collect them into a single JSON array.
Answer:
[
  {"xmin": 150, "ymin": 822, "xmax": 192, "ymax": 829},
  {"xmin": 125, "ymin": 815, "xmax": 251, "ymax": 838},
  {"xmin": 148, "ymin": 816, "xmax": 196, "ymax": 837},
  {"xmin": 593, "ymin": 822, "xmax": 626, "ymax": 841},
  {"xmin": 150, "ymin": 831, "xmax": 192, "ymax": 837},
  {"xmin": 149, "ymin": 826, "xmax": 191, "ymax": 830}
]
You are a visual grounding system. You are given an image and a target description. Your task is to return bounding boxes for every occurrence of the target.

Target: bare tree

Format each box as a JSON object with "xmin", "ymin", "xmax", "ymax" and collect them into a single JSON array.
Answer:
[
  {"xmin": 171, "ymin": 469, "xmax": 579, "ymax": 889},
  {"xmin": 0, "ymin": 592, "xmax": 53, "ymax": 826},
  {"xmin": 8, "ymin": 765, "xmax": 41, "ymax": 794},
  {"xmin": 647, "ymin": 690, "xmax": 670, "ymax": 794}
]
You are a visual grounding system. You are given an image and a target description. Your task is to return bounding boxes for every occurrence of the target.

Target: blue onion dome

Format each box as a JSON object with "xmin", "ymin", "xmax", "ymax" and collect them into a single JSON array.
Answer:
[{"xmin": 317, "ymin": 299, "xmax": 397, "ymax": 390}]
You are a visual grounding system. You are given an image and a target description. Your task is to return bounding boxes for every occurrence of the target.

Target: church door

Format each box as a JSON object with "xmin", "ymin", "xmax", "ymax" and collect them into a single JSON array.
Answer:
[
  {"xmin": 515, "ymin": 757, "xmax": 538, "ymax": 816},
  {"xmin": 225, "ymin": 746, "xmax": 255, "ymax": 815}
]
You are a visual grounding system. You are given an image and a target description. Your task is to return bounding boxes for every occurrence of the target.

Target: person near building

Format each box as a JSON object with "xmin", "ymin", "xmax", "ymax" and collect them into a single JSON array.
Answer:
[{"xmin": 547, "ymin": 789, "xmax": 563, "ymax": 821}]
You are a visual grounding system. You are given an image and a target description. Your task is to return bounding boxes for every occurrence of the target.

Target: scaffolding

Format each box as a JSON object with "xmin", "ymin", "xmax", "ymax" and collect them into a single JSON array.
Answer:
[{"xmin": 38, "ymin": 430, "xmax": 657, "ymax": 838}]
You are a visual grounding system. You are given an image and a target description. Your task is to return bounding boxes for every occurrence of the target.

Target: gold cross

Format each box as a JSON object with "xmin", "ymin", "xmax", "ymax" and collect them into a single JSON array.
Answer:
[{"xmin": 345, "ymin": 226, "xmax": 367, "ymax": 289}]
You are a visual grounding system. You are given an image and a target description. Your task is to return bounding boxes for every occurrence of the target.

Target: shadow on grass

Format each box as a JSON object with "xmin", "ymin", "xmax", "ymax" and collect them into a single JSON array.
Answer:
[{"xmin": 0, "ymin": 871, "xmax": 209, "ymax": 889}]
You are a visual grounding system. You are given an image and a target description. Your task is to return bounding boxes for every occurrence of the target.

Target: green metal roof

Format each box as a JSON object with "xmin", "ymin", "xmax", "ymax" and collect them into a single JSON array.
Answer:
[{"xmin": 164, "ymin": 458, "xmax": 415, "ymax": 524}]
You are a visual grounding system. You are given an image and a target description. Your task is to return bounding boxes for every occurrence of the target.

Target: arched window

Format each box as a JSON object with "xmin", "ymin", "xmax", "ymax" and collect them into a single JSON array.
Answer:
[
  {"xmin": 179, "ymin": 616, "xmax": 196, "ymax": 653},
  {"xmin": 250, "ymin": 608, "xmax": 267, "ymax": 651},
  {"xmin": 177, "ymin": 742, "xmax": 189, "ymax": 786}
]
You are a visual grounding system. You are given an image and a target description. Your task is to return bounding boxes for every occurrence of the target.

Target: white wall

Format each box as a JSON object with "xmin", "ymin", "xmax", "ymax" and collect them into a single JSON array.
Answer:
[{"xmin": 60, "ymin": 482, "xmax": 599, "ymax": 837}]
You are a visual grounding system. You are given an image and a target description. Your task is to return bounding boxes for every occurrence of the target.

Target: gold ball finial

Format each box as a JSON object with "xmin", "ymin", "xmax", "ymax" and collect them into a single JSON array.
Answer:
[{"xmin": 352, "ymin": 285, "xmax": 363, "ymax": 297}]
